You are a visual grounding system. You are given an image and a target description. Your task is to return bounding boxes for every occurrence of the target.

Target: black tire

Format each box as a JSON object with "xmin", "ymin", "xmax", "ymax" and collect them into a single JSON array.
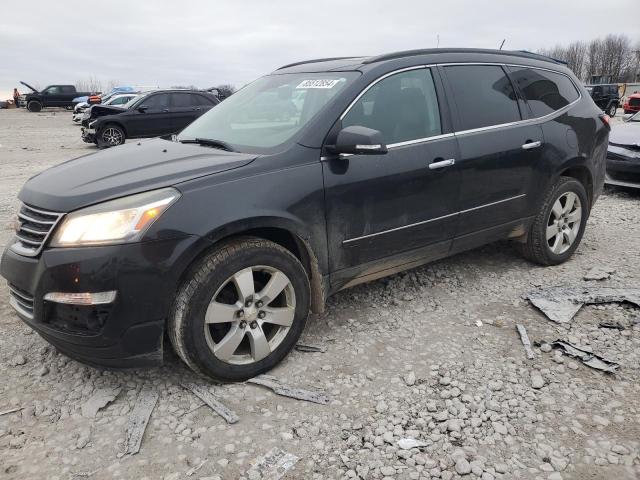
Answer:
[
  {"xmin": 608, "ymin": 103, "xmax": 616, "ymax": 117},
  {"xmin": 518, "ymin": 176, "xmax": 589, "ymax": 266},
  {"xmin": 96, "ymin": 124, "xmax": 125, "ymax": 149},
  {"xmin": 168, "ymin": 237, "xmax": 310, "ymax": 382},
  {"xmin": 27, "ymin": 101, "xmax": 42, "ymax": 112}
]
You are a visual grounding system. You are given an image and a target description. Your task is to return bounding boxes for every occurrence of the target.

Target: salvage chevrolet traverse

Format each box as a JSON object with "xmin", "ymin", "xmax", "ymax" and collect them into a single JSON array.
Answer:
[{"xmin": 0, "ymin": 49, "xmax": 609, "ymax": 381}]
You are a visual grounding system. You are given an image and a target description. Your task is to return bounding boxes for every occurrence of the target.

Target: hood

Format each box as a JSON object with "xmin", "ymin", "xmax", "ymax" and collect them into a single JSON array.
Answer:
[
  {"xmin": 609, "ymin": 123, "xmax": 640, "ymax": 147},
  {"xmin": 19, "ymin": 138, "xmax": 258, "ymax": 212},
  {"xmin": 91, "ymin": 104, "xmax": 127, "ymax": 119},
  {"xmin": 20, "ymin": 81, "xmax": 38, "ymax": 93}
]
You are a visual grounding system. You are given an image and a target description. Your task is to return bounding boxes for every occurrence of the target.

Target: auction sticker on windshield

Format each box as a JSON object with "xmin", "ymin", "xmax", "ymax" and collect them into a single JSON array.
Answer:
[{"xmin": 296, "ymin": 79, "xmax": 341, "ymax": 89}]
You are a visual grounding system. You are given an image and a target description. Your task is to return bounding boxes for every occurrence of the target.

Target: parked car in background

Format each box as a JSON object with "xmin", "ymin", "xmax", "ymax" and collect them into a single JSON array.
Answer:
[
  {"xmin": 72, "ymin": 94, "xmax": 139, "ymax": 123},
  {"xmin": 1, "ymin": 49, "xmax": 609, "ymax": 381},
  {"xmin": 623, "ymin": 92, "xmax": 640, "ymax": 114},
  {"xmin": 605, "ymin": 111, "xmax": 640, "ymax": 189},
  {"xmin": 19, "ymin": 82, "xmax": 94, "ymax": 112},
  {"xmin": 81, "ymin": 89, "xmax": 219, "ymax": 147},
  {"xmin": 585, "ymin": 83, "xmax": 619, "ymax": 117}
]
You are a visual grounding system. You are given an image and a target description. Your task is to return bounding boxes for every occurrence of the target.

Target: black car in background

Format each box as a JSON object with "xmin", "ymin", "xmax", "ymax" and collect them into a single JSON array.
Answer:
[
  {"xmin": 585, "ymin": 83, "xmax": 619, "ymax": 117},
  {"xmin": 82, "ymin": 90, "xmax": 219, "ymax": 147},
  {"xmin": 1, "ymin": 48, "xmax": 609, "ymax": 382},
  {"xmin": 20, "ymin": 81, "xmax": 94, "ymax": 112},
  {"xmin": 605, "ymin": 111, "xmax": 640, "ymax": 188}
]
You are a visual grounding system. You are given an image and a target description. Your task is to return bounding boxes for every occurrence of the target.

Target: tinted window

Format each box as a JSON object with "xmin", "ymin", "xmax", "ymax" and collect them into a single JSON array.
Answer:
[
  {"xmin": 171, "ymin": 93, "xmax": 193, "ymax": 108},
  {"xmin": 193, "ymin": 94, "xmax": 214, "ymax": 106},
  {"xmin": 509, "ymin": 67, "xmax": 580, "ymax": 117},
  {"xmin": 45, "ymin": 86, "xmax": 61, "ymax": 94},
  {"xmin": 140, "ymin": 93, "xmax": 170, "ymax": 110},
  {"xmin": 445, "ymin": 65, "xmax": 520, "ymax": 130},
  {"xmin": 342, "ymin": 69, "xmax": 441, "ymax": 145},
  {"xmin": 62, "ymin": 86, "xmax": 75, "ymax": 93}
]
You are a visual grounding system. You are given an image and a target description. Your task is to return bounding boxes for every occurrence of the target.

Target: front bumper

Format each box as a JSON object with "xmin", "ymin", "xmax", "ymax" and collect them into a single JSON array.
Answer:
[
  {"xmin": 605, "ymin": 149, "xmax": 640, "ymax": 188},
  {"xmin": 1, "ymin": 235, "xmax": 200, "ymax": 368},
  {"xmin": 81, "ymin": 126, "xmax": 96, "ymax": 143}
]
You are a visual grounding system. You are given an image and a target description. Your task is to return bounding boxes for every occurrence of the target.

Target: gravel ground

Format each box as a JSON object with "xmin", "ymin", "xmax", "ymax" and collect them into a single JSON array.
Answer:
[{"xmin": 0, "ymin": 109, "xmax": 639, "ymax": 480}]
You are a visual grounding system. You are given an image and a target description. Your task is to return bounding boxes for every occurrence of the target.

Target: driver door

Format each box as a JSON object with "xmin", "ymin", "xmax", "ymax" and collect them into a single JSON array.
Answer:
[
  {"xmin": 322, "ymin": 68, "xmax": 460, "ymax": 287},
  {"xmin": 127, "ymin": 93, "xmax": 173, "ymax": 137}
]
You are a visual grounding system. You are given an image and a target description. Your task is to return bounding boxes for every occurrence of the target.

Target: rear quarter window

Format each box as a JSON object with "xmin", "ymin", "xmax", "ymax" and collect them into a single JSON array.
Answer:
[
  {"xmin": 508, "ymin": 68, "xmax": 580, "ymax": 117},
  {"xmin": 444, "ymin": 65, "xmax": 521, "ymax": 131}
]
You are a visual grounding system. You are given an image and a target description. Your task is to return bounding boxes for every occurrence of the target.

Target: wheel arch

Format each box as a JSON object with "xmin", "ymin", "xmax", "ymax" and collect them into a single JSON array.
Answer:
[
  {"xmin": 177, "ymin": 217, "xmax": 326, "ymax": 314},
  {"xmin": 99, "ymin": 119, "xmax": 128, "ymax": 137},
  {"xmin": 555, "ymin": 163, "xmax": 594, "ymax": 208}
]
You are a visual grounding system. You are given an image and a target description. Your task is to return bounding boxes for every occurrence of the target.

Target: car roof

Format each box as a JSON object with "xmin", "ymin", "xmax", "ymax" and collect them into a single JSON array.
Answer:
[{"xmin": 274, "ymin": 48, "xmax": 569, "ymax": 74}]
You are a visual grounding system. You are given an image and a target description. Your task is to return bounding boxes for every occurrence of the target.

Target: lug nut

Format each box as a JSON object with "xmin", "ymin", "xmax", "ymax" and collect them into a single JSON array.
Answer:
[
  {"xmin": 237, "ymin": 310, "xmax": 245, "ymax": 318},
  {"xmin": 258, "ymin": 311, "xmax": 266, "ymax": 319},
  {"xmin": 239, "ymin": 321, "xmax": 247, "ymax": 329},
  {"xmin": 250, "ymin": 321, "xmax": 258, "ymax": 329},
  {"xmin": 256, "ymin": 300, "xmax": 263, "ymax": 308},
  {"xmin": 245, "ymin": 299, "xmax": 252, "ymax": 307}
]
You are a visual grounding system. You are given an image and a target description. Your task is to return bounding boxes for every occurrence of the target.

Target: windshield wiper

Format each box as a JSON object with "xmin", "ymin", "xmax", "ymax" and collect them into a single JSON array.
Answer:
[{"xmin": 180, "ymin": 138, "xmax": 235, "ymax": 152}]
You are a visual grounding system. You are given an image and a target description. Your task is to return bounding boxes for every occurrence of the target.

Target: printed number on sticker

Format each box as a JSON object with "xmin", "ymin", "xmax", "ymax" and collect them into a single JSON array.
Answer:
[{"xmin": 296, "ymin": 79, "xmax": 340, "ymax": 89}]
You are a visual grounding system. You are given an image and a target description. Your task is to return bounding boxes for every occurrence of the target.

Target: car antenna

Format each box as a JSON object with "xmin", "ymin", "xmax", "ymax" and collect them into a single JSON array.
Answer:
[{"xmin": 499, "ymin": 39, "xmax": 506, "ymax": 50}]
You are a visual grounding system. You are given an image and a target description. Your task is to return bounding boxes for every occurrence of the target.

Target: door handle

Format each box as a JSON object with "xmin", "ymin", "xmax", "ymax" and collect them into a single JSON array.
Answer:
[
  {"xmin": 429, "ymin": 158, "xmax": 455, "ymax": 170},
  {"xmin": 522, "ymin": 140, "xmax": 542, "ymax": 150}
]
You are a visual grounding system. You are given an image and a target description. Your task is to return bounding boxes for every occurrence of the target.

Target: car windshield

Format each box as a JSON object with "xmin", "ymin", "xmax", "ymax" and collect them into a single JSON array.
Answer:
[
  {"xmin": 177, "ymin": 72, "xmax": 359, "ymax": 152},
  {"xmin": 629, "ymin": 111, "xmax": 640, "ymax": 122}
]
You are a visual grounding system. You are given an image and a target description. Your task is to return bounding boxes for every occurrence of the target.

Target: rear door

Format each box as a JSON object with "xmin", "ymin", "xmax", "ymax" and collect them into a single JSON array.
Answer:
[
  {"xmin": 322, "ymin": 67, "xmax": 460, "ymax": 286},
  {"xmin": 440, "ymin": 64, "xmax": 543, "ymax": 251},
  {"xmin": 126, "ymin": 93, "xmax": 173, "ymax": 137}
]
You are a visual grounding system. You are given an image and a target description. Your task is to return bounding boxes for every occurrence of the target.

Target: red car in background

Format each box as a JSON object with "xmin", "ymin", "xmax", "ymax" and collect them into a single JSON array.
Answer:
[{"xmin": 623, "ymin": 92, "xmax": 640, "ymax": 114}]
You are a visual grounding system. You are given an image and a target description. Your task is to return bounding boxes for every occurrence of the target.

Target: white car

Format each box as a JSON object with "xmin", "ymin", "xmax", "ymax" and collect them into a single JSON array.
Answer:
[{"xmin": 72, "ymin": 94, "xmax": 139, "ymax": 123}]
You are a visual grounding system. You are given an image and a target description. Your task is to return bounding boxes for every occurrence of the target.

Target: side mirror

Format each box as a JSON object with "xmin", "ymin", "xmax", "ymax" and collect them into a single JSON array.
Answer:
[
  {"xmin": 332, "ymin": 125, "xmax": 388, "ymax": 155},
  {"xmin": 137, "ymin": 105, "xmax": 149, "ymax": 113}
]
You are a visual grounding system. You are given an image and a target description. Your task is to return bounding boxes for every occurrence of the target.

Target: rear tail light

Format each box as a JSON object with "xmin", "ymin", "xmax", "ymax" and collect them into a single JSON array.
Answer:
[{"xmin": 599, "ymin": 114, "xmax": 611, "ymax": 128}]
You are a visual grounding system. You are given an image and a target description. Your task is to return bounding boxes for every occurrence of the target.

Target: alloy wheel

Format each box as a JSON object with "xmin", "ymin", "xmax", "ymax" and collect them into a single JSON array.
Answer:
[
  {"xmin": 546, "ymin": 191, "xmax": 582, "ymax": 255},
  {"xmin": 102, "ymin": 128, "xmax": 123, "ymax": 146},
  {"xmin": 204, "ymin": 266, "xmax": 296, "ymax": 365}
]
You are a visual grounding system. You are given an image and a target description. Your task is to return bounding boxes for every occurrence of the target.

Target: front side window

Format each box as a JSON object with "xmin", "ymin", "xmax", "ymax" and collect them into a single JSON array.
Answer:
[
  {"xmin": 509, "ymin": 67, "xmax": 580, "ymax": 117},
  {"xmin": 45, "ymin": 86, "xmax": 60, "ymax": 94},
  {"xmin": 178, "ymin": 72, "xmax": 358, "ymax": 152},
  {"xmin": 140, "ymin": 94, "xmax": 170, "ymax": 111},
  {"xmin": 445, "ymin": 65, "xmax": 521, "ymax": 130},
  {"xmin": 342, "ymin": 69, "xmax": 442, "ymax": 145}
]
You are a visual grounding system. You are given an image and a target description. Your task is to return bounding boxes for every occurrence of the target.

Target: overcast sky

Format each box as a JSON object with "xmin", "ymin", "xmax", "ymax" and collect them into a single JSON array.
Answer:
[{"xmin": 1, "ymin": 0, "xmax": 639, "ymax": 99}]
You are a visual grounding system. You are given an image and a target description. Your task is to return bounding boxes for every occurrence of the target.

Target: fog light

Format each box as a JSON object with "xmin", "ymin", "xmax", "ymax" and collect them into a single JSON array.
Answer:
[{"xmin": 43, "ymin": 291, "xmax": 117, "ymax": 305}]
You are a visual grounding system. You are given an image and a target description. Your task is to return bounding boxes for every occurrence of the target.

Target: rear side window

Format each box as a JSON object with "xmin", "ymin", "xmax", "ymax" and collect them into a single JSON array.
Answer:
[
  {"xmin": 509, "ymin": 67, "xmax": 580, "ymax": 117},
  {"xmin": 342, "ymin": 68, "xmax": 442, "ymax": 145},
  {"xmin": 171, "ymin": 93, "xmax": 193, "ymax": 108},
  {"xmin": 444, "ymin": 65, "xmax": 520, "ymax": 130}
]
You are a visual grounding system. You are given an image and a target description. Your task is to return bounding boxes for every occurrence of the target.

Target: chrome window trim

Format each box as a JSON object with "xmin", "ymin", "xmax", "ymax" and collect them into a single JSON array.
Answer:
[
  {"xmin": 342, "ymin": 194, "xmax": 526, "ymax": 244},
  {"xmin": 334, "ymin": 61, "xmax": 582, "ymax": 149}
]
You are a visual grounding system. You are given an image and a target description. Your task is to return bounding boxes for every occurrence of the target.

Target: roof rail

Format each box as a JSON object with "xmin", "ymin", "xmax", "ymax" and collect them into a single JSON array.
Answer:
[
  {"xmin": 277, "ymin": 57, "xmax": 361, "ymax": 70},
  {"xmin": 362, "ymin": 48, "xmax": 568, "ymax": 65}
]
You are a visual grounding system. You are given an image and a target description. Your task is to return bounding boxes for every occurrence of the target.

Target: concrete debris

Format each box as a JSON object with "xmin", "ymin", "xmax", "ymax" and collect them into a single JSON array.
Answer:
[
  {"xmin": 515, "ymin": 324, "xmax": 535, "ymax": 359},
  {"xmin": 0, "ymin": 407, "xmax": 22, "ymax": 416},
  {"xmin": 245, "ymin": 447, "xmax": 299, "ymax": 480},
  {"xmin": 549, "ymin": 340, "xmax": 619, "ymax": 373},
  {"xmin": 397, "ymin": 438, "xmax": 428, "ymax": 450},
  {"xmin": 123, "ymin": 387, "xmax": 158, "ymax": 456},
  {"xmin": 599, "ymin": 321, "xmax": 625, "ymax": 330},
  {"xmin": 294, "ymin": 343, "xmax": 327, "ymax": 353},
  {"xmin": 182, "ymin": 383, "xmax": 239, "ymax": 424},
  {"xmin": 584, "ymin": 266, "xmax": 615, "ymax": 281},
  {"xmin": 186, "ymin": 459, "xmax": 208, "ymax": 476},
  {"xmin": 248, "ymin": 375, "xmax": 329, "ymax": 405},
  {"xmin": 526, "ymin": 287, "xmax": 640, "ymax": 323},
  {"xmin": 81, "ymin": 386, "xmax": 121, "ymax": 418}
]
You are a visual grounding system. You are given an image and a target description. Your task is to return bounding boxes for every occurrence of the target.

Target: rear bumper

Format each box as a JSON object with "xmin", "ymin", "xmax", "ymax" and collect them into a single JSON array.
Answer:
[{"xmin": 1, "ymin": 235, "xmax": 201, "ymax": 368}]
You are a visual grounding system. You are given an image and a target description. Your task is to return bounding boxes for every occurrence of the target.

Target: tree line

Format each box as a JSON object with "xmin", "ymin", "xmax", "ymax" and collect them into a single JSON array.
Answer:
[{"xmin": 538, "ymin": 34, "xmax": 640, "ymax": 83}]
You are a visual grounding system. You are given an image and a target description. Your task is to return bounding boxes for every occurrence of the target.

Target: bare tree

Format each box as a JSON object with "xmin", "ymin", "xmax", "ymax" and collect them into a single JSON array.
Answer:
[
  {"xmin": 214, "ymin": 84, "xmax": 236, "ymax": 99},
  {"xmin": 75, "ymin": 76, "xmax": 103, "ymax": 93},
  {"xmin": 586, "ymin": 34, "xmax": 634, "ymax": 82}
]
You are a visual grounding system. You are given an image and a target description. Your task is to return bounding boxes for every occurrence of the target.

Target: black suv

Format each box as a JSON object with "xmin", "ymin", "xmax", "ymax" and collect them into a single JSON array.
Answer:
[
  {"xmin": 81, "ymin": 90, "xmax": 219, "ymax": 148},
  {"xmin": 585, "ymin": 83, "xmax": 620, "ymax": 117},
  {"xmin": 1, "ymin": 49, "xmax": 608, "ymax": 381}
]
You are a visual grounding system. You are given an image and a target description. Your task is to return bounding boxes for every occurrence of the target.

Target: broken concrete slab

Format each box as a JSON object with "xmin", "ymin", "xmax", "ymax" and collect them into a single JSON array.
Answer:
[
  {"xmin": 515, "ymin": 324, "xmax": 535, "ymax": 360},
  {"xmin": 584, "ymin": 266, "xmax": 615, "ymax": 281},
  {"xmin": 182, "ymin": 383, "xmax": 238, "ymax": 424},
  {"xmin": 526, "ymin": 287, "xmax": 640, "ymax": 323},
  {"xmin": 245, "ymin": 447, "xmax": 299, "ymax": 480},
  {"xmin": 548, "ymin": 340, "xmax": 619, "ymax": 373},
  {"xmin": 81, "ymin": 386, "xmax": 121, "ymax": 418},
  {"xmin": 248, "ymin": 375, "xmax": 329, "ymax": 405},
  {"xmin": 123, "ymin": 387, "xmax": 158, "ymax": 456}
]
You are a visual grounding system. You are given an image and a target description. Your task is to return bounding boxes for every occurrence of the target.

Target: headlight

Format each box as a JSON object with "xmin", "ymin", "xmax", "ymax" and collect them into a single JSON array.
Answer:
[{"xmin": 50, "ymin": 188, "xmax": 180, "ymax": 247}]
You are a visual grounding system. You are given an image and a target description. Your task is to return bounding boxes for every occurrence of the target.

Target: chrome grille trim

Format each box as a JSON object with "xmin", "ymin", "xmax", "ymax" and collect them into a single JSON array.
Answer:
[{"xmin": 10, "ymin": 204, "xmax": 65, "ymax": 257}]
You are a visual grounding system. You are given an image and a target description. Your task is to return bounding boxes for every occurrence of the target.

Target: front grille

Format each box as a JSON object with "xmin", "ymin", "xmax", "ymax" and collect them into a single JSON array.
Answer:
[
  {"xmin": 630, "ymin": 98, "xmax": 640, "ymax": 107},
  {"xmin": 8, "ymin": 284, "xmax": 35, "ymax": 319},
  {"xmin": 11, "ymin": 204, "xmax": 64, "ymax": 257}
]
